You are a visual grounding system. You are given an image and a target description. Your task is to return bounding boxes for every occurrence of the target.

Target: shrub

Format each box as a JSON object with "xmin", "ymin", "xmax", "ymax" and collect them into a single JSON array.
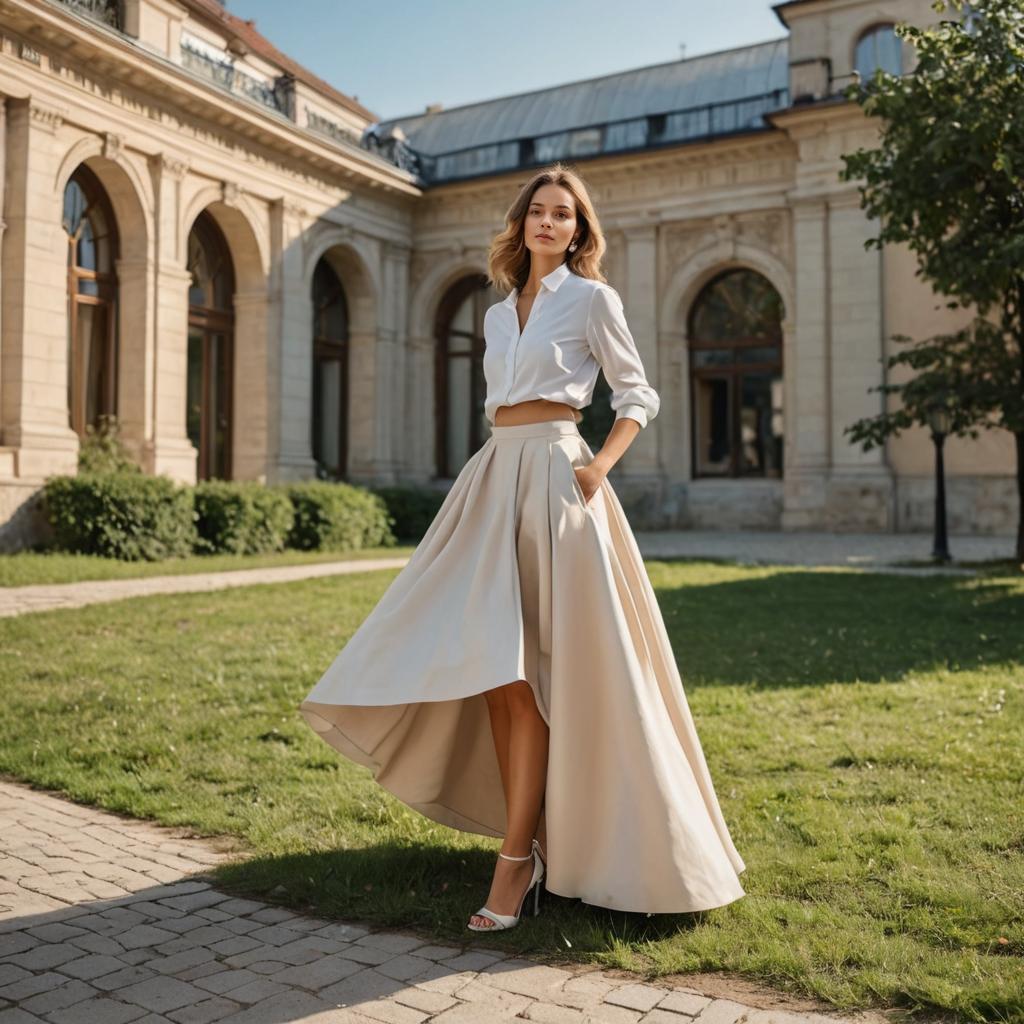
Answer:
[
  {"xmin": 192, "ymin": 480, "xmax": 295, "ymax": 556},
  {"xmin": 77, "ymin": 414, "xmax": 141, "ymax": 476},
  {"xmin": 370, "ymin": 485, "xmax": 447, "ymax": 542},
  {"xmin": 41, "ymin": 472, "xmax": 197, "ymax": 561},
  {"xmin": 284, "ymin": 480, "xmax": 396, "ymax": 552}
]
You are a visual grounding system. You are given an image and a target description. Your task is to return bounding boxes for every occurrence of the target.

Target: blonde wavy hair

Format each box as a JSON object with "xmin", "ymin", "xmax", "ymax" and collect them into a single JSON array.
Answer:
[{"xmin": 486, "ymin": 163, "xmax": 607, "ymax": 295}]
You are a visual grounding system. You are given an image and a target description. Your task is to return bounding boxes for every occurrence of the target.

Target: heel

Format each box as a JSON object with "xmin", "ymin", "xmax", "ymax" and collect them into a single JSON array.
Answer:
[{"xmin": 467, "ymin": 846, "xmax": 545, "ymax": 932}]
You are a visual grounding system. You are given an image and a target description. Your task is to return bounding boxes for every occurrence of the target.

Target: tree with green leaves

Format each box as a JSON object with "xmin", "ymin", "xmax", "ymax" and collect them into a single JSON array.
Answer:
[{"xmin": 838, "ymin": 0, "xmax": 1024, "ymax": 561}]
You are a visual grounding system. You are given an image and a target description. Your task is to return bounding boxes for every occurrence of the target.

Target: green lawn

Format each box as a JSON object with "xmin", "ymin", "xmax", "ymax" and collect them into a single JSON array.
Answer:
[
  {"xmin": 0, "ymin": 560, "xmax": 1021, "ymax": 1022},
  {"xmin": 0, "ymin": 545, "xmax": 417, "ymax": 587}
]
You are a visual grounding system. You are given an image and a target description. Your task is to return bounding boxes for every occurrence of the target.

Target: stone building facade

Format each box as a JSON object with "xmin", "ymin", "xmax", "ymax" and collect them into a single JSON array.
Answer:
[{"xmin": 0, "ymin": 0, "xmax": 1015, "ymax": 550}]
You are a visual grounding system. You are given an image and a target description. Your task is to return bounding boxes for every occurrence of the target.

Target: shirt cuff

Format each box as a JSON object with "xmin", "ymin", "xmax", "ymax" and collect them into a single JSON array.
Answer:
[{"xmin": 615, "ymin": 405, "xmax": 648, "ymax": 429}]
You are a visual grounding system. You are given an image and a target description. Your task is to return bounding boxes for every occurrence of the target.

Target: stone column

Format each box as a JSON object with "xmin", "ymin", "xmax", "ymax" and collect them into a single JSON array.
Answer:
[
  {"xmin": 619, "ymin": 223, "xmax": 660, "ymax": 477},
  {"xmin": 825, "ymin": 192, "xmax": 894, "ymax": 529},
  {"xmin": 0, "ymin": 99, "xmax": 78, "ymax": 476},
  {"xmin": 232, "ymin": 287, "xmax": 272, "ymax": 482},
  {"xmin": 269, "ymin": 199, "xmax": 317, "ymax": 483},
  {"xmin": 113, "ymin": 255, "xmax": 156, "ymax": 468},
  {"xmin": 405, "ymin": 330, "xmax": 436, "ymax": 482},
  {"xmin": 375, "ymin": 240, "xmax": 410, "ymax": 481},
  {"xmin": 781, "ymin": 196, "xmax": 830, "ymax": 529},
  {"xmin": 147, "ymin": 154, "xmax": 196, "ymax": 481}
]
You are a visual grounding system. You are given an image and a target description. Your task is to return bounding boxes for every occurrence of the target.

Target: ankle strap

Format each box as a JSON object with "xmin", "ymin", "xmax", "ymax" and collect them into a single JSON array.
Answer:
[{"xmin": 497, "ymin": 850, "xmax": 533, "ymax": 861}]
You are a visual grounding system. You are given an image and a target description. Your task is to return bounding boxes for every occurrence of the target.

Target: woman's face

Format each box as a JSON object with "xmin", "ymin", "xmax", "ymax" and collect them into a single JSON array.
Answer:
[{"xmin": 524, "ymin": 183, "xmax": 578, "ymax": 260}]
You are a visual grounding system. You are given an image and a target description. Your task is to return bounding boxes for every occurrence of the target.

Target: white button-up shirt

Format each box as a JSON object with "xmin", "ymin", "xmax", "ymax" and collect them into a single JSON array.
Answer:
[{"xmin": 482, "ymin": 261, "xmax": 660, "ymax": 428}]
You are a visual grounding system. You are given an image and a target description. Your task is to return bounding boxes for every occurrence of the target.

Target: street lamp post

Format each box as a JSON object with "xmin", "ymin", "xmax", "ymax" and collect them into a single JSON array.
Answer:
[{"xmin": 927, "ymin": 398, "xmax": 952, "ymax": 563}]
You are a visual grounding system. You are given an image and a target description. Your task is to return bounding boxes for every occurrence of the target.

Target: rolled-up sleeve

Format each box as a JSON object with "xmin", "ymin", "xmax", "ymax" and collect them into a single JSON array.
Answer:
[{"xmin": 585, "ymin": 285, "xmax": 660, "ymax": 428}]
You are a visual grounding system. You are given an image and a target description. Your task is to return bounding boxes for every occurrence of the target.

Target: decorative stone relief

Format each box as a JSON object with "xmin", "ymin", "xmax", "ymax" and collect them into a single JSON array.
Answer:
[
  {"xmin": 409, "ymin": 250, "xmax": 436, "ymax": 292},
  {"xmin": 383, "ymin": 240, "xmax": 411, "ymax": 263},
  {"xmin": 660, "ymin": 210, "xmax": 791, "ymax": 293},
  {"xmin": 281, "ymin": 199, "xmax": 309, "ymax": 225},
  {"xmin": 662, "ymin": 222, "xmax": 717, "ymax": 285},
  {"xmin": 159, "ymin": 155, "xmax": 189, "ymax": 181},
  {"xmin": 736, "ymin": 211, "xmax": 787, "ymax": 257},
  {"xmin": 28, "ymin": 103, "xmax": 64, "ymax": 133},
  {"xmin": 102, "ymin": 131, "xmax": 125, "ymax": 161}
]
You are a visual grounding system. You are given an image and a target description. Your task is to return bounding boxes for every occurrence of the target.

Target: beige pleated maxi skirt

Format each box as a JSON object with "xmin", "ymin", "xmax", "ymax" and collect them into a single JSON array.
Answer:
[{"xmin": 299, "ymin": 417, "xmax": 747, "ymax": 914}]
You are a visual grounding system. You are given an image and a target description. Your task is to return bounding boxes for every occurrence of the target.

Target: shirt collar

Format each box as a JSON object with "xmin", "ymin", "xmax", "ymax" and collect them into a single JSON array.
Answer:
[{"xmin": 504, "ymin": 261, "xmax": 572, "ymax": 306}]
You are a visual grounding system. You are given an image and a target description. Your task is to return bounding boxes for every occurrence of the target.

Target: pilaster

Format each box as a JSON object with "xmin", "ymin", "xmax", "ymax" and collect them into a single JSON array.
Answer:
[{"xmin": 0, "ymin": 99, "xmax": 78, "ymax": 478}]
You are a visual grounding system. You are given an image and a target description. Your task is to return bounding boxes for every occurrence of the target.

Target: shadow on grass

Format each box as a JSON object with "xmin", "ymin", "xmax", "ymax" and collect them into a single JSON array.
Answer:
[
  {"xmin": 650, "ymin": 564, "xmax": 1024, "ymax": 688},
  {"xmin": 209, "ymin": 840, "xmax": 711, "ymax": 952}
]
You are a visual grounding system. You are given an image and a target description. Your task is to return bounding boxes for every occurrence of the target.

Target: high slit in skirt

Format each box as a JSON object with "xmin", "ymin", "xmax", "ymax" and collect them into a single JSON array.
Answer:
[{"xmin": 299, "ymin": 417, "xmax": 747, "ymax": 913}]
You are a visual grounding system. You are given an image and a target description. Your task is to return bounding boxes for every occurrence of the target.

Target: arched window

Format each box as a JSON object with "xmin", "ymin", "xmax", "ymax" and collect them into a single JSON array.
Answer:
[
  {"xmin": 854, "ymin": 24, "xmax": 903, "ymax": 79},
  {"xmin": 311, "ymin": 257, "xmax": 349, "ymax": 479},
  {"xmin": 689, "ymin": 269, "xmax": 784, "ymax": 478},
  {"xmin": 436, "ymin": 275, "xmax": 494, "ymax": 478},
  {"xmin": 63, "ymin": 163, "xmax": 119, "ymax": 437},
  {"xmin": 186, "ymin": 211, "xmax": 235, "ymax": 480}
]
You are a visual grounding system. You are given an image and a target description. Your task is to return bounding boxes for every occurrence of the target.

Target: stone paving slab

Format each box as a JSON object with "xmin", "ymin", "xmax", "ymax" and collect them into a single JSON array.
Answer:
[
  {"xmin": 0, "ymin": 779, "xmax": 903, "ymax": 1024},
  {"xmin": 2, "ymin": 530, "xmax": 1017, "ymax": 618}
]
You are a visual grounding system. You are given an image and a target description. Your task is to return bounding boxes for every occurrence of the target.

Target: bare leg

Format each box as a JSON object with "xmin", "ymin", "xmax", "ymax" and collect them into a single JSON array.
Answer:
[
  {"xmin": 483, "ymin": 685, "xmax": 547, "ymax": 858},
  {"xmin": 469, "ymin": 680, "xmax": 549, "ymax": 928}
]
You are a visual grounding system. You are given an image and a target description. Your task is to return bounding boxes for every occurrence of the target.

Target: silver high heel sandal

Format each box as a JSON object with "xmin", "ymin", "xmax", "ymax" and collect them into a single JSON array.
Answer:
[
  {"xmin": 532, "ymin": 837, "xmax": 547, "ymax": 867},
  {"xmin": 466, "ymin": 844, "xmax": 545, "ymax": 931}
]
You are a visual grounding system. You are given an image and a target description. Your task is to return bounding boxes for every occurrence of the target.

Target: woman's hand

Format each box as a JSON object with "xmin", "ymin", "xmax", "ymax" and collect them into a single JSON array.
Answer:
[{"xmin": 574, "ymin": 464, "xmax": 605, "ymax": 506}]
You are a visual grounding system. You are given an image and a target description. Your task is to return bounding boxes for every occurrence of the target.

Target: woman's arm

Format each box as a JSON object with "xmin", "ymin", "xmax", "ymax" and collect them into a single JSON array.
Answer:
[{"xmin": 575, "ymin": 286, "xmax": 658, "ymax": 503}]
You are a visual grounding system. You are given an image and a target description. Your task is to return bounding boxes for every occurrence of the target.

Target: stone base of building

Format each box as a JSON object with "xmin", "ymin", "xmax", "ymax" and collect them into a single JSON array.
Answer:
[
  {"xmin": 0, "ymin": 480, "xmax": 55, "ymax": 554},
  {"xmin": 683, "ymin": 479, "xmax": 784, "ymax": 531},
  {"xmin": 894, "ymin": 474, "xmax": 1018, "ymax": 535}
]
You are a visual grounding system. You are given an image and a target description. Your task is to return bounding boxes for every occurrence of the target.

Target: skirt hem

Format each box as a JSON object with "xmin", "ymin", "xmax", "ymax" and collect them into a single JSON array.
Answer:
[{"xmin": 543, "ymin": 881, "xmax": 747, "ymax": 916}]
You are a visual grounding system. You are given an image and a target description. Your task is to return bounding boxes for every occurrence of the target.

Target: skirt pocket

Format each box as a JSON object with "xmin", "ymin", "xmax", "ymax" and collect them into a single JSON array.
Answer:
[{"xmin": 556, "ymin": 437, "xmax": 594, "ymax": 512}]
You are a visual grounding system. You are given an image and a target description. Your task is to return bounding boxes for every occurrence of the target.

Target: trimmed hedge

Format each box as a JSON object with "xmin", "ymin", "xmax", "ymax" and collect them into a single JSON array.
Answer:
[
  {"xmin": 284, "ymin": 480, "xmax": 396, "ymax": 552},
  {"xmin": 42, "ymin": 472, "xmax": 197, "ymax": 561},
  {"xmin": 41, "ymin": 474, "xmax": 402, "ymax": 562},
  {"xmin": 193, "ymin": 480, "xmax": 295, "ymax": 556},
  {"xmin": 38, "ymin": 415, "xmax": 410, "ymax": 562},
  {"xmin": 370, "ymin": 485, "xmax": 447, "ymax": 542}
]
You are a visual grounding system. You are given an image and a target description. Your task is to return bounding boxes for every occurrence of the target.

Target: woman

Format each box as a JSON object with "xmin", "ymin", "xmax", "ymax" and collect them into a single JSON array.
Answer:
[{"xmin": 299, "ymin": 163, "xmax": 747, "ymax": 932}]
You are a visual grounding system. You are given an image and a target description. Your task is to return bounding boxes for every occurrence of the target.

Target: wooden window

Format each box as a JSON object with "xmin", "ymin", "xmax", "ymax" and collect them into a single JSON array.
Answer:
[
  {"xmin": 186, "ymin": 212, "xmax": 235, "ymax": 481},
  {"xmin": 435, "ymin": 275, "xmax": 491, "ymax": 478},
  {"xmin": 311, "ymin": 257, "xmax": 349, "ymax": 479},
  {"xmin": 689, "ymin": 269, "xmax": 784, "ymax": 478},
  {"xmin": 63, "ymin": 164, "xmax": 119, "ymax": 438}
]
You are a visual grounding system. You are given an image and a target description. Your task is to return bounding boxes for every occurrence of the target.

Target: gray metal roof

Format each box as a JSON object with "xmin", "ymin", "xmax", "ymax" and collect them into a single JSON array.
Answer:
[{"xmin": 375, "ymin": 37, "xmax": 789, "ymax": 157}]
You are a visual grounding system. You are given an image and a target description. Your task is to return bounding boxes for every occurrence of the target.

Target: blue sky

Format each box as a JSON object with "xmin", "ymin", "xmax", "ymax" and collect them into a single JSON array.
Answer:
[{"xmin": 225, "ymin": 0, "xmax": 788, "ymax": 121}]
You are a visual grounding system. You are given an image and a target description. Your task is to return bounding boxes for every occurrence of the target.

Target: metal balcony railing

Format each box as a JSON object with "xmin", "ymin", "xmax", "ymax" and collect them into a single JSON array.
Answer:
[
  {"xmin": 54, "ymin": 0, "xmax": 121, "ymax": 29},
  {"xmin": 179, "ymin": 40, "xmax": 293, "ymax": 117}
]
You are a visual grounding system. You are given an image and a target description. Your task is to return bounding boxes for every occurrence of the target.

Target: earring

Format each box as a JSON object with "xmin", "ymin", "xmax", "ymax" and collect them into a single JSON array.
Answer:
[{"xmin": 568, "ymin": 240, "xmax": 578, "ymax": 252}]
